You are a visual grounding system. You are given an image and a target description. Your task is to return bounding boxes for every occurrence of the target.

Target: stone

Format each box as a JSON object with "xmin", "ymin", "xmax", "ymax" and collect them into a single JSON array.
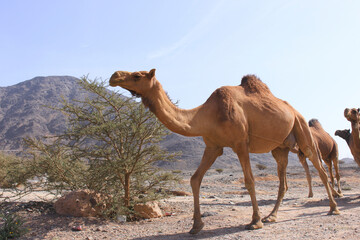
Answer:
[
  {"xmin": 54, "ymin": 189, "xmax": 110, "ymax": 217},
  {"xmin": 134, "ymin": 201, "xmax": 163, "ymax": 219}
]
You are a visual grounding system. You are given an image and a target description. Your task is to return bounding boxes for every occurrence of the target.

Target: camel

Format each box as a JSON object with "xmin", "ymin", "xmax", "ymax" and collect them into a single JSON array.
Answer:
[
  {"xmin": 294, "ymin": 119, "xmax": 342, "ymax": 198},
  {"xmin": 335, "ymin": 129, "xmax": 351, "ymax": 146},
  {"xmin": 336, "ymin": 108, "xmax": 360, "ymax": 167},
  {"xmin": 109, "ymin": 69, "xmax": 340, "ymax": 234}
]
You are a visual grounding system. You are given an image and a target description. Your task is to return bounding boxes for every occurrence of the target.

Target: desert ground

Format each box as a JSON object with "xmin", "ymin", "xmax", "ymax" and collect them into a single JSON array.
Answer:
[{"xmin": 2, "ymin": 161, "xmax": 360, "ymax": 240}]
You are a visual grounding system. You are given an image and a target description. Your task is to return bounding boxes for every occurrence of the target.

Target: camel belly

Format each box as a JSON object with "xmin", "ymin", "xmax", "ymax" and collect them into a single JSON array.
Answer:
[
  {"xmin": 246, "ymin": 103, "xmax": 295, "ymax": 153},
  {"xmin": 248, "ymin": 134, "xmax": 285, "ymax": 153}
]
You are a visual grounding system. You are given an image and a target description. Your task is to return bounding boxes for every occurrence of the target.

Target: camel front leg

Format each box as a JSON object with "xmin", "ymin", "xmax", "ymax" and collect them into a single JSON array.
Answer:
[
  {"xmin": 262, "ymin": 147, "xmax": 289, "ymax": 223},
  {"xmin": 189, "ymin": 145, "xmax": 223, "ymax": 234},
  {"xmin": 298, "ymin": 152, "xmax": 313, "ymax": 198},
  {"xmin": 234, "ymin": 143, "xmax": 263, "ymax": 230}
]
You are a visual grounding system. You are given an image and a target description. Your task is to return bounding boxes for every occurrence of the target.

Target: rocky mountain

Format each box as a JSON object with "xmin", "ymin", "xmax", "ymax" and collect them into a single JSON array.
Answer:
[
  {"xmin": 0, "ymin": 76, "xmax": 300, "ymax": 170},
  {"xmin": 0, "ymin": 76, "xmax": 91, "ymax": 150}
]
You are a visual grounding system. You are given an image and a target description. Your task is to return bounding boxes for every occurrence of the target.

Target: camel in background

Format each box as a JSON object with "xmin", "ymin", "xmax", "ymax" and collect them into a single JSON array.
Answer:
[
  {"xmin": 109, "ymin": 69, "xmax": 340, "ymax": 234},
  {"xmin": 294, "ymin": 119, "xmax": 342, "ymax": 198},
  {"xmin": 336, "ymin": 108, "xmax": 360, "ymax": 167},
  {"xmin": 335, "ymin": 129, "xmax": 351, "ymax": 146}
]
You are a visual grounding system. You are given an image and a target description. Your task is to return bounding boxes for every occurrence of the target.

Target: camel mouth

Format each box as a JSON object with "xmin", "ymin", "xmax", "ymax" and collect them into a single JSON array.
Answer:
[
  {"xmin": 109, "ymin": 81, "xmax": 117, "ymax": 87},
  {"xmin": 109, "ymin": 77, "xmax": 124, "ymax": 87},
  {"xmin": 126, "ymin": 88, "xmax": 142, "ymax": 98}
]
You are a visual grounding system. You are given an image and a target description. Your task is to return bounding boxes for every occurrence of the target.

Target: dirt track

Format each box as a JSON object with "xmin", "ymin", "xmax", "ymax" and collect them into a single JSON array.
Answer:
[{"xmin": 2, "ymin": 162, "xmax": 360, "ymax": 239}]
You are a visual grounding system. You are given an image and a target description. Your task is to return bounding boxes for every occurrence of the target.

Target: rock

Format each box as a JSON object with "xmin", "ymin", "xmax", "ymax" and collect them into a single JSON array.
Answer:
[
  {"xmin": 201, "ymin": 211, "xmax": 218, "ymax": 217},
  {"xmin": 134, "ymin": 201, "xmax": 163, "ymax": 219},
  {"xmin": 54, "ymin": 189, "xmax": 111, "ymax": 217},
  {"xmin": 71, "ymin": 225, "xmax": 82, "ymax": 231},
  {"xmin": 116, "ymin": 215, "xmax": 127, "ymax": 223}
]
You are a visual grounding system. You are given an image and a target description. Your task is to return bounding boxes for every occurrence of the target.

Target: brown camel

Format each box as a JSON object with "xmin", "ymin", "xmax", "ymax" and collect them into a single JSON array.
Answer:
[
  {"xmin": 335, "ymin": 129, "xmax": 351, "ymax": 146},
  {"xmin": 337, "ymin": 108, "xmax": 360, "ymax": 167},
  {"xmin": 109, "ymin": 69, "xmax": 340, "ymax": 234},
  {"xmin": 294, "ymin": 119, "xmax": 342, "ymax": 198}
]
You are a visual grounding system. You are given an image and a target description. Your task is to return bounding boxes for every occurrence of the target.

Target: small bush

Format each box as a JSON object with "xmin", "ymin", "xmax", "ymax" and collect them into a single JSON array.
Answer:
[
  {"xmin": 0, "ymin": 153, "xmax": 31, "ymax": 189},
  {"xmin": 215, "ymin": 169, "xmax": 224, "ymax": 173},
  {"xmin": 0, "ymin": 212, "xmax": 28, "ymax": 239},
  {"xmin": 256, "ymin": 163, "xmax": 267, "ymax": 170},
  {"xmin": 172, "ymin": 170, "xmax": 182, "ymax": 174}
]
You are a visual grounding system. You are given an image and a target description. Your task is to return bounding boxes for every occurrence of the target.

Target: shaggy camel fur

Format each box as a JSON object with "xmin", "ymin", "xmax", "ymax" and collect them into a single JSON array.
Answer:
[
  {"xmin": 336, "ymin": 108, "xmax": 360, "ymax": 167},
  {"xmin": 294, "ymin": 119, "xmax": 342, "ymax": 198},
  {"xmin": 109, "ymin": 69, "xmax": 340, "ymax": 234}
]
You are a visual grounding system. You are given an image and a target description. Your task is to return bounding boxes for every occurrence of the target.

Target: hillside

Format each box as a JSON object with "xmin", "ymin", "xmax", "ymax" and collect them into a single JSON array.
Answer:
[
  {"xmin": 0, "ymin": 76, "xmax": 91, "ymax": 150},
  {"xmin": 1, "ymin": 76, "xmax": 300, "ymax": 170}
]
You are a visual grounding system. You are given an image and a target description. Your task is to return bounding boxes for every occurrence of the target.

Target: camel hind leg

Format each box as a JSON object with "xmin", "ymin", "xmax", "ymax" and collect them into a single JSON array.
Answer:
[
  {"xmin": 332, "ymin": 156, "xmax": 342, "ymax": 196},
  {"xmin": 262, "ymin": 147, "xmax": 289, "ymax": 223},
  {"xmin": 324, "ymin": 160, "xmax": 335, "ymax": 189},
  {"xmin": 329, "ymin": 144, "xmax": 342, "ymax": 195},
  {"xmin": 292, "ymin": 114, "xmax": 340, "ymax": 215}
]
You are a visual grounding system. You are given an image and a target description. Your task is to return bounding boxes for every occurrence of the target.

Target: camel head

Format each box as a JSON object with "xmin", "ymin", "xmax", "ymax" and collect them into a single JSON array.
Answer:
[
  {"xmin": 335, "ymin": 129, "xmax": 351, "ymax": 146},
  {"xmin": 344, "ymin": 108, "xmax": 360, "ymax": 123},
  {"xmin": 109, "ymin": 69, "xmax": 156, "ymax": 97},
  {"xmin": 335, "ymin": 129, "xmax": 351, "ymax": 139}
]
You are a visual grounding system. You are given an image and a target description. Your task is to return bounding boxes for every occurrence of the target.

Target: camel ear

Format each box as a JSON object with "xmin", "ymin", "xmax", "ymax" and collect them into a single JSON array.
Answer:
[
  {"xmin": 357, "ymin": 108, "xmax": 360, "ymax": 113},
  {"xmin": 148, "ymin": 69, "xmax": 156, "ymax": 79}
]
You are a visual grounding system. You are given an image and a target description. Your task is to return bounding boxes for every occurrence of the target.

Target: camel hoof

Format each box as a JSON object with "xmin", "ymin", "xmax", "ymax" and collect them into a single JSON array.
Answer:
[
  {"xmin": 328, "ymin": 208, "xmax": 340, "ymax": 215},
  {"xmin": 332, "ymin": 190, "xmax": 343, "ymax": 198},
  {"xmin": 189, "ymin": 222, "xmax": 204, "ymax": 234},
  {"xmin": 308, "ymin": 193, "xmax": 314, "ymax": 198},
  {"xmin": 334, "ymin": 193, "xmax": 343, "ymax": 198},
  {"xmin": 245, "ymin": 220, "xmax": 263, "ymax": 230},
  {"xmin": 262, "ymin": 215, "xmax": 277, "ymax": 223}
]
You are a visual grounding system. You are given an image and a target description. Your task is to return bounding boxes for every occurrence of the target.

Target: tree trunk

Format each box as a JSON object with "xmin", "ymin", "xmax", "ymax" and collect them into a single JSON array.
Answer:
[{"xmin": 124, "ymin": 173, "xmax": 130, "ymax": 207}]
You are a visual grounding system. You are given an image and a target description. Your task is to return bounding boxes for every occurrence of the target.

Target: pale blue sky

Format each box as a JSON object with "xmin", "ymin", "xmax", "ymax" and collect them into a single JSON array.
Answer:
[{"xmin": 1, "ymin": 0, "xmax": 359, "ymax": 159}]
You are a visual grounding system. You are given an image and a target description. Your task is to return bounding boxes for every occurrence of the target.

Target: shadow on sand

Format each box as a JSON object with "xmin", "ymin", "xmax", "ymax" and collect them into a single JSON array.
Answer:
[{"xmin": 133, "ymin": 193, "xmax": 360, "ymax": 240}]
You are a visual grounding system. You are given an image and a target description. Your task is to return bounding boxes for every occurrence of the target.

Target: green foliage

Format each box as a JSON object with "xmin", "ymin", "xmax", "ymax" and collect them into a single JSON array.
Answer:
[
  {"xmin": 215, "ymin": 168, "xmax": 224, "ymax": 173},
  {"xmin": 0, "ymin": 153, "xmax": 31, "ymax": 189},
  {"xmin": 0, "ymin": 212, "xmax": 28, "ymax": 239},
  {"xmin": 23, "ymin": 76, "xmax": 180, "ymax": 217},
  {"xmin": 256, "ymin": 163, "xmax": 267, "ymax": 170}
]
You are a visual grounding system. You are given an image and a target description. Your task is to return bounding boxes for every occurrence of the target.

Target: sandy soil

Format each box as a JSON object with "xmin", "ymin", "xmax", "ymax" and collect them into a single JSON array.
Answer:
[{"xmin": 2, "ymin": 163, "xmax": 360, "ymax": 240}]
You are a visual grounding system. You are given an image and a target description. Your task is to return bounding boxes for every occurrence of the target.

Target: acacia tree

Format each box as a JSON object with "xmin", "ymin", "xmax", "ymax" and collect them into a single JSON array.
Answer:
[{"xmin": 25, "ymin": 77, "xmax": 179, "ymax": 214}]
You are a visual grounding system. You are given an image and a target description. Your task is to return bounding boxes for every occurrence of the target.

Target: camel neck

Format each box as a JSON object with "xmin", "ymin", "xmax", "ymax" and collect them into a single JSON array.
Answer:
[
  {"xmin": 351, "ymin": 121, "xmax": 360, "ymax": 145},
  {"xmin": 141, "ymin": 80, "xmax": 201, "ymax": 137}
]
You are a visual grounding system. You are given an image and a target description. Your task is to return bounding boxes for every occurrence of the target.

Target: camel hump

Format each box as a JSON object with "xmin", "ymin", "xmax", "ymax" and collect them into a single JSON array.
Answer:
[
  {"xmin": 308, "ymin": 118, "xmax": 322, "ymax": 129},
  {"xmin": 240, "ymin": 75, "xmax": 270, "ymax": 94}
]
